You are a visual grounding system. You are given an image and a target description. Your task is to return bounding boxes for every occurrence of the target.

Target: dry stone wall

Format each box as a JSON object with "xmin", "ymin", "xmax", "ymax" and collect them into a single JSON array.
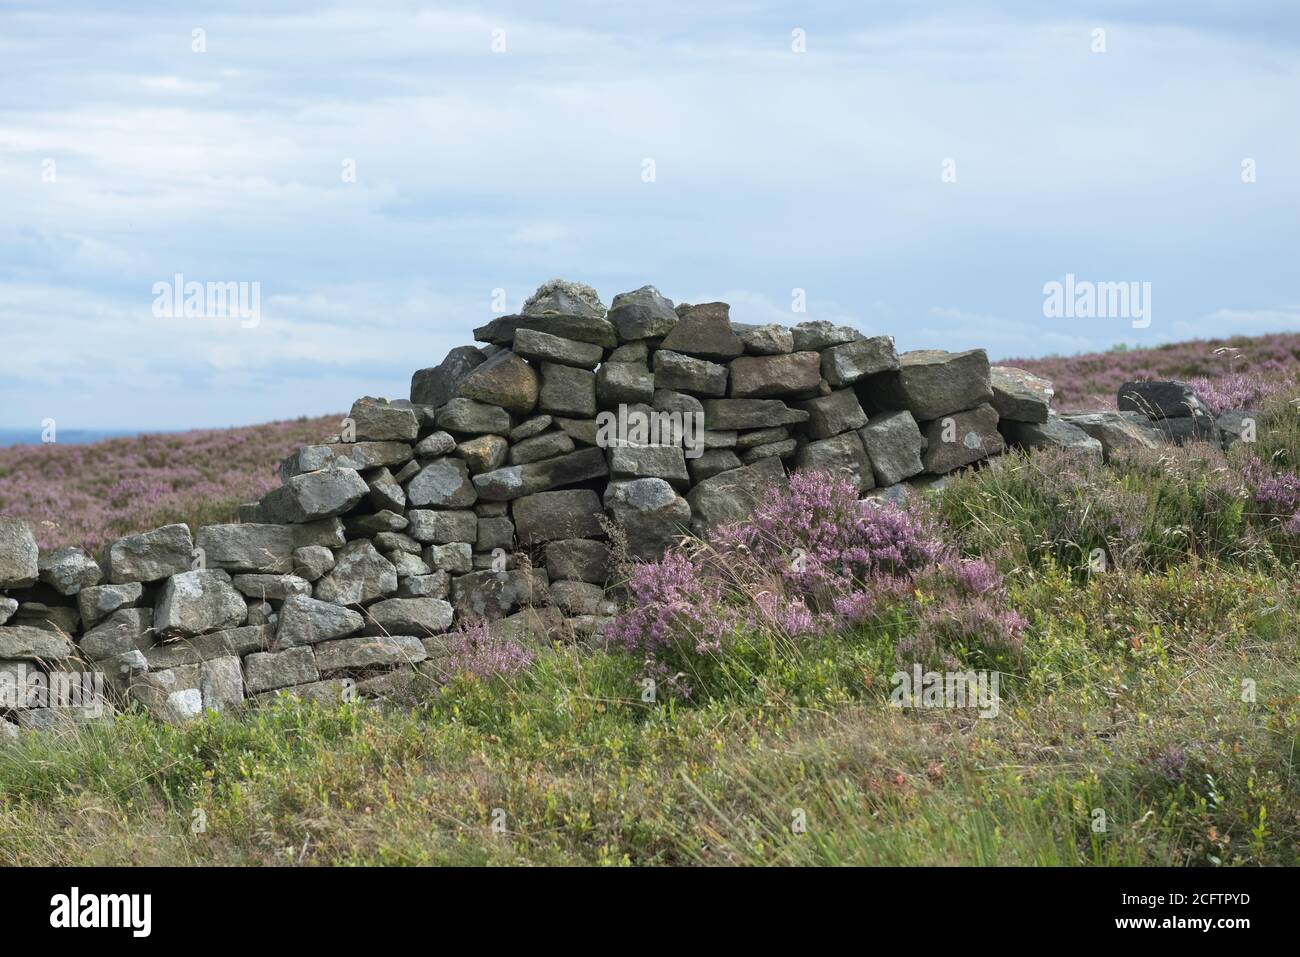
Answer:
[{"xmin": 0, "ymin": 279, "xmax": 1243, "ymax": 737}]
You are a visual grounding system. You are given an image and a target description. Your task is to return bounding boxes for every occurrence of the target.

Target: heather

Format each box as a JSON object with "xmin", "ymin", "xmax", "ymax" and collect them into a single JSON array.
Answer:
[{"xmin": 0, "ymin": 415, "xmax": 339, "ymax": 551}]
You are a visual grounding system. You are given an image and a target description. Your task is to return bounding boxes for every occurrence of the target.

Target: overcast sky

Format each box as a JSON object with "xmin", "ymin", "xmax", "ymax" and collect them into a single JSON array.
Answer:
[{"xmin": 2, "ymin": 1, "xmax": 1298, "ymax": 429}]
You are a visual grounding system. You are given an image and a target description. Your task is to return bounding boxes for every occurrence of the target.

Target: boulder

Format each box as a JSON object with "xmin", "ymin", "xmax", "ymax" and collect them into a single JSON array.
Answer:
[
  {"xmin": 199, "ymin": 656, "xmax": 245, "ymax": 712},
  {"xmin": 451, "ymin": 568, "xmax": 549, "ymax": 620},
  {"xmin": 791, "ymin": 320, "xmax": 861, "ymax": 351},
  {"xmin": 314, "ymin": 540, "xmax": 398, "ymax": 606},
  {"xmin": 154, "ymin": 570, "xmax": 247, "ymax": 638},
  {"xmin": 195, "ymin": 524, "xmax": 294, "ymax": 574},
  {"xmin": 410, "ymin": 345, "xmax": 486, "ymax": 408},
  {"xmin": 538, "ymin": 362, "xmax": 597, "ymax": 418},
  {"xmin": 1217, "ymin": 410, "xmax": 1256, "ymax": 449},
  {"xmin": 659, "ymin": 302, "xmax": 743, "ymax": 360},
  {"xmin": 259, "ymin": 468, "xmax": 369, "ymax": 524},
  {"xmin": 292, "ymin": 545, "xmax": 336, "ymax": 582},
  {"xmin": 509, "ymin": 415, "xmax": 552, "ymax": 442},
  {"xmin": 406, "ymin": 458, "xmax": 478, "ymax": 508},
  {"xmin": 0, "ymin": 624, "xmax": 76, "ymax": 661},
  {"xmin": 230, "ymin": 574, "xmax": 312, "ymax": 601},
  {"xmin": 596, "ymin": 362, "xmax": 655, "ymax": 405},
  {"xmin": 454, "ymin": 434, "xmax": 509, "ymax": 474},
  {"xmin": 728, "ymin": 352, "xmax": 822, "ymax": 398},
  {"xmin": 1117, "ymin": 380, "xmax": 1209, "ymax": 419},
  {"xmin": 522, "ymin": 278, "xmax": 607, "ymax": 320},
  {"xmin": 513, "ymin": 489, "xmax": 605, "ymax": 545},
  {"xmin": 652, "ymin": 351, "xmax": 728, "ymax": 397},
  {"xmin": 280, "ymin": 441, "xmax": 413, "ymax": 481},
  {"xmin": 0, "ymin": 518, "xmax": 38, "ymax": 589},
  {"xmin": 609, "ymin": 445, "xmax": 690, "ymax": 490},
  {"xmin": 999, "ymin": 417, "xmax": 1104, "ymax": 463},
  {"xmin": 794, "ymin": 431, "xmax": 875, "ymax": 492},
  {"xmin": 857, "ymin": 410, "xmax": 926, "ymax": 487},
  {"xmin": 424, "ymin": 542, "xmax": 473, "ymax": 573},
  {"xmin": 435, "ymin": 398, "xmax": 512, "ymax": 436},
  {"xmin": 349, "ymin": 396, "xmax": 419, "ymax": 442},
  {"xmin": 397, "ymin": 572, "xmax": 450, "ymax": 600},
  {"xmin": 365, "ymin": 467, "xmax": 406, "ymax": 511},
  {"xmin": 406, "ymin": 509, "xmax": 477, "ymax": 544},
  {"xmin": 244, "ymin": 647, "xmax": 319, "ymax": 694},
  {"xmin": 606, "ymin": 341, "xmax": 650, "ymax": 364},
  {"xmin": 685, "ymin": 455, "xmax": 786, "ymax": 533},
  {"xmin": 733, "ymin": 322, "xmax": 794, "ymax": 355},
  {"xmin": 510, "ymin": 431, "xmax": 575, "ymax": 465},
  {"xmin": 475, "ymin": 313, "xmax": 618, "ymax": 349},
  {"xmin": 361, "ymin": 597, "xmax": 454, "ymax": 637},
  {"xmin": 821, "ymin": 337, "xmax": 899, "ymax": 387},
  {"xmin": 316, "ymin": 634, "xmax": 427, "ymax": 672},
  {"xmin": 990, "ymin": 366, "xmax": 1054, "ymax": 423},
  {"xmin": 603, "ymin": 479, "xmax": 692, "ymax": 560},
  {"xmin": 37, "ymin": 547, "xmax": 101, "ymax": 596},
  {"xmin": 76, "ymin": 582, "xmax": 144, "ymax": 629},
  {"xmin": 607, "ymin": 285, "xmax": 678, "ymax": 341},
  {"xmin": 701, "ymin": 399, "xmax": 809, "ymax": 430},
  {"xmin": 343, "ymin": 511, "xmax": 408, "ymax": 537},
  {"xmin": 513, "ymin": 328, "xmax": 604, "ymax": 369},
  {"xmin": 105, "ymin": 524, "xmax": 193, "ymax": 584},
  {"xmin": 472, "ymin": 447, "xmax": 608, "ymax": 502},
  {"xmin": 920, "ymin": 404, "xmax": 1005, "ymax": 474},
  {"xmin": 1060, "ymin": 411, "xmax": 1165, "ymax": 461},
  {"xmin": 456, "ymin": 349, "xmax": 539, "ymax": 415},
  {"xmin": 476, "ymin": 516, "xmax": 515, "ymax": 551},
  {"xmin": 544, "ymin": 539, "xmax": 610, "ymax": 584},
  {"xmin": 797, "ymin": 389, "xmax": 868, "ymax": 439},
  {"xmin": 898, "ymin": 349, "xmax": 994, "ymax": 421},
  {"xmin": 553, "ymin": 417, "xmax": 600, "ymax": 446}
]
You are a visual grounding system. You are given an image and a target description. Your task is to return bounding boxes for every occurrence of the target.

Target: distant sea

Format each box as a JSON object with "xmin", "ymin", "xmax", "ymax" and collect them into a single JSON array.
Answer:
[{"xmin": 0, "ymin": 428, "xmax": 158, "ymax": 448}]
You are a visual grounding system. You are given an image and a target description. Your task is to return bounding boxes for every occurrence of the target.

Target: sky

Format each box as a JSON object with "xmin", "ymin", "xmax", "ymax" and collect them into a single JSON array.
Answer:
[{"xmin": 1, "ymin": 1, "xmax": 1298, "ymax": 430}]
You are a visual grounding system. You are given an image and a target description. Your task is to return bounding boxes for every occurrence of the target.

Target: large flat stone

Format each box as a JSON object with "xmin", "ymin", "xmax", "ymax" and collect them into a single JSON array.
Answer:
[
  {"xmin": 701, "ymin": 399, "xmax": 809, "ymax": 430},
  {"xmin": 728, "ymin": 352, "xmax": 822, "ymax": 398},
  {"xmin": 920, "ymin": 404, "xmax": 1005, "ymax": 474},
  {"xmin": 898, "ymin": 349, "xmax": 994, "ymax": 421},
  {"xmin": 472, "ymin": 447, "xmax": 608, "ymax": 501},
  {"xmin": 990, "ymin": 366, "xmax": 1054, "ymax": 423}
]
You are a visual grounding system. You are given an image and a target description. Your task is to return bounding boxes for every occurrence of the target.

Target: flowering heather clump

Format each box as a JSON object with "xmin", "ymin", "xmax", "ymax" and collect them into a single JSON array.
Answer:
[
  {"xmin": 1189, "ymin": 371, "xmax": 1295, "ymax": 416},
  {"xmin": 602, "ymin": 548, "xmax": 738, "ymax": 657},
  {"xmin": 1242, "ymin": 456, "xmax": 1300, "ymax": 534},
  {"xmin": 437, "ymin": 617, "xmax": 536, "ymax": 682},
  {"xmin": 0, "ymin": 415, "xmax": 340, "ymax": 551}
]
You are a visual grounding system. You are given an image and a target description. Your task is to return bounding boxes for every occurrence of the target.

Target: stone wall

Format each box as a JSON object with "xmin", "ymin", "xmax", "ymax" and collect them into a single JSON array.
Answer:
[{"xmin": 1, "ymin": 279, "xmax": 1241, "ymax": 737}]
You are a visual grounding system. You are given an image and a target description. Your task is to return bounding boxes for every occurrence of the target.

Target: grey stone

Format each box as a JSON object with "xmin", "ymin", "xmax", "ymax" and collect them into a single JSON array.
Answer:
[
  {"xmin": 701, "ymin": 399, "xmax": 809, "ymax": 430},
  {"xmin": 0, "ymin": 518, "xmax": 38, "ymax": 589},
  {"xmin": 688, "ymin": 448, "xmax": 742, "ymax": 483},
  {"xmin": 538, "ymin": 362, "xmax": 597, "ymax": 418},
  {"xmin": 1156, "ymin": 414, "xmax": 1221, "ymax": 447},
  {"xmin": 0, "ymin": 597, "xmax": 16, "ymax": 626},
  {"xmin": 424, "ymin": 542, "xmax": 473, "ymax": 573},
  {"xmin": 365, "ymin": 466, "xmax": 406, "ymax": 512},
  {"xmin": 510, "ymin": 431, "xmax": 575, "ymax": 465},
  {"xmin": 76, "ymin": 583, "xmax": 144, "ymax": 630},
  {"xmin": 80, "ymin": 607, "xmax": 154, "ymax": 660},
  {"xmin": 797, "ymin": 389, "xmax": 868, "ymax": 439},
  {"xmin": 794, "ymin": 431, "xmax": 875, "ymax": 491},
  {"xmin": 791, "ymin": 320, "xmax": 861, "ymax": 351},
  {"xmin": 349, "ymin": 396, "xmax": 419, "ymax": 442},
  {"xmin": 821, "ymin": 337, "xmax": 899, "ymax": 387},
  {"xmin": 549, "ymin": 580, "xmax": 617, "ymax": 617},
  {"xmin": 604, "ymin": 479, "xmax": 692, "ymax": 560},
  {"xmin": 734, "ymin": 426, "xmax": 790, "ymax": 450},
  {"xmin": 729, "ymin": 352, "xmax": 822, "ymax": 398},
  {"xmin": 522, "ymin": 278, "xmax": 608, "ymax": 320},
  {"xmin": 475, "ymin": 313, "xmax": 618, "ymax": 349},
  {"xmin": 596, "ymin": 362, "xmax": 655, "ymax": 405},
  {"xmin": 544, "ymin": 539, "xmax": 609, "ymax": 585},
  {"xmin": 1117, "ymin": 380, "xmax": 1209, "ymax": 419},
  {"xmin": 450, "ymin": 568, "xmax": 549, "ymax": 620},
  {"xmin": 990, "ymin": 366, "xmax": 1054, "ymax": 423},
  {"xmin": 414, "ymin": 430, "xmax": 457, "ymax": 457},
  {"xmin": 1060, "ymin": 411, "xmax": 1166, "ymax": 461},
  {"xmin": 553, "ymin": 418, "xmax": 601, "ymax": 446},
  {"xmin": 195, "ymin": 524, "xmax": 295, "ymax": 574},
  {"xmin": 0, "ymin": 624, "xmax": 76, "ymax": 661},
  {"xmin": 659, "ymin": 302, "xmax": 743, "ymax": 360},
  {"xmin": 106, "ymin": 524, "xmax": 193, "ymax": 584},
  {"xmin": 389, "ymin": 551, "xmax": 432, "ymax": 578},
  {"xmin": 155, "ymin": 570, "xmax": 247, "ymax": 638},
  {"xmin": 314, "ymin": 540, "xmax": 398, "ymax": 606},
  {"xmin": 481, "ymin": 606, "xmax": 564, "ymax": 645},
  {"xmin": 199, "ymin": 656, "xmax": 244, "ymax": 712},
  {"xmin": 411, "ymin": 345, "xmax": 486, "ymax": 408},
  {"xmin": 456, "ymin": 349, "xmax": 540, "ymax": 415},
  {"xmin": 607, "ymin": 341, "xmax": 650, "ymax": 364},
  {"xmin": 231, "ymin": 574, "xmax": 312, "ymax": 601},
  {"xmin": 343, "ymin": 510, "xmax": 408, "ymax": 537},
  {"xmin": 609, "ymin": 445, "xmax": 690, "ymax": 490},
  {"xmin": 513, "ymin": 328, "xmax": 604, "ymax": 369},
  {"xmin": 406, "ymin": 509, "xmax": 477, "ymax": 544},
  {"xmin": 275, "ymin": 594, "xmax": 364, "ymax": 648},
  {"xmin": 607, "ymin": 285, "xmax": 678, "ymax": 340},
  {"xmin": 898, "ymin": 349, "xmax": 994, "ymax": 421},
  {"xmin": 920, "ymin": 404, "xmax": 1005, "ymax": 474},
  {"xmin": 259, "ymin": 468, "xmax": 369, "ymax": 524},
  {"xmin": 652, "ymin": 350, "xmax": 728, "ymax": 397},
  {"xmin": 999, "ymin": 417, "xmax": 1104, "ymax": 463},
  {"xmin": 513, "ymin": 489, "xmax": 605, "ymax": 545},
  {"xmin": 406, "ymin": 458, "xmax": 477, "ymax": 508},
  {"xmin": 37, "ymin": 546, "xmax": 101, "ymax": 595},
  {"xmin": 476, "ymin": 516, "xmax": 515, "ymax": 551},
  {"xmin": 686, "ymin": 455, "xmax": 787, "ymax": 533},
  {"xmin": 739, "ymin": 438, "xmax": 798, "ymax": 463},
  {"xmin": 733, "ymin": 322, "xmax": 794, "ymax": 355},
  {"xmin": 244, "ymin": 647, "xmax": 319, "ymax": 694},
  {"xmin": 703, "ymin": 430, "xmax": 738, "ymax": 449},
  {"xmin": 292, "ymin": 545, "xmax": 335, "ymax": 582},
  {"xmin": 397, "ymin": 572, "xmax": 450, "ymax": 599},
  {"xmin": 472, "ymin": 447, "xmax": 608, "ymax": 501},
  {"xmin": 1217, "ymin": 410, "xmax": 1257, "ymax": 449},
  {"xmin": 509, "ymin": 415, "xmax": 553, "ymax": 442},
  {"xmin": 316, "ymin": 634, "xmax": 428, "ymax": 672},
  {"xmin": 362, "ymin": 597, "xmax": 454, "ymax": 637},
  {"xmin": 454, "ymin": 434, "xmax": 509, "ymax": 474},
  {"xmin": 280, "ymin": 441, "xmax": 413, "ymax": 481},
  {"xmin": 435, "ymin": 398, "xmax": 512, "ymax": 436},
  {"xmin": 857, "ymin": 410, "xmax": 925, "ymax": 486}
]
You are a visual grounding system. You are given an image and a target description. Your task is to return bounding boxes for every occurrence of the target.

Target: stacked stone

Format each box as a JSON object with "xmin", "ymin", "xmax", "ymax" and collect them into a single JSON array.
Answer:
[{"xmin": 2, "ymin": 278, "xmax": 1057, "ymax": 736}]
